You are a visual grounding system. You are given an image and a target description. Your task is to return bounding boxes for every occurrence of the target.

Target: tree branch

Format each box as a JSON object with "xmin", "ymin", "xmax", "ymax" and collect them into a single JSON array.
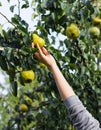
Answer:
[
  {"xmin": 0, "ymin": 12, "xmax": 17, "ymax": 28},
  {"xmin": 18, "ymin": 0, "xmax": 20, "ymax": 16}
]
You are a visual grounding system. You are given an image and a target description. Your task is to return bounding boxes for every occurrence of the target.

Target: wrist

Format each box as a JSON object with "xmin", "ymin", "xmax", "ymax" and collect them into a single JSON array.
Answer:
[{"xmin": 49, "ymin": 62, "xmax": 58, "ymax": 71}]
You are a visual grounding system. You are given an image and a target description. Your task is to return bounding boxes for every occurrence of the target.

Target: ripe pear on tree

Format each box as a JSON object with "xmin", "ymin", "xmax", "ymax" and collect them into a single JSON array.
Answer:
[
  {"xmin": 93, "ymin": 17, "xmax": 101, "ymax": 25},
  {"xmin": 19, "ymin": 103, "xmax": 28, "ymax": 112},
  {"xmin": 66, "ymin": 23, "xmax": 80, "ymax": 39},
  {"xmin": 21, "ymin": 70, "xmax": 35, "ymax": 83},
  {"xmin": 32, "ymin": 33, "xmax": 45, "ymax": 47},
  {"xmin": 89, "ymin": 26, "xmax": 100, "ymax": 38}
]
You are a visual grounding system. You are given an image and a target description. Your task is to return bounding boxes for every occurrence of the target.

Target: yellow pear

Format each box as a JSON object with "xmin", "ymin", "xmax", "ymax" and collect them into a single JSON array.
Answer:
[
  {"xmin": 39, "ymin": 62, "xmax": 47, "ymax": 68},
  {"xmin": 21, "ymin": 70, "xmax": 35, "ymax": 83},
  {"xmin": 89, "ymin": 26, "xmax": 100, "ymax": 38},
  {"xmin": 32, "ymin": 34, "xmax": 45, "ymax": 47},
  {"xmin": 66, "ymin": 23, "xmax": 80, "ymax": 39},
  {"xmin": 19, "ymin": 104, "xmax": 28, "ymax": 112},
  {"xmin": 93, "ymin": 17, "xmax": 101, "ymax": 25}
]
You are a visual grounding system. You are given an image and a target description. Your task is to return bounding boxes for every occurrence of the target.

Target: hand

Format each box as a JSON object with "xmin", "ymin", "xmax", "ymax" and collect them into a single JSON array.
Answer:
[{"xmin": 32, "ymin": 43, "xmax": 57, "ymax": 68}]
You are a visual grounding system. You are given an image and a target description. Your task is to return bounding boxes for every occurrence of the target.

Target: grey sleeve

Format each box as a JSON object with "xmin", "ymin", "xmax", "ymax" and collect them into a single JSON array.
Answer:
[{"xmin": 64, "ymin": 95, "xmax": 101, "ymax": 130}]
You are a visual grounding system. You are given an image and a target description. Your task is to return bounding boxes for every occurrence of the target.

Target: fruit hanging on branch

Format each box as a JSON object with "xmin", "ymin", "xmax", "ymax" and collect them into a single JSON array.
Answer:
[
  {"xmin": 32, "ymin": 33, "xmax": 45, "ymax": 47},
  {"xmin": 39, "ymin": 62, "xmax": 47, "ymax": 68},
  {"xmin": 89, "ymin": 26, "xmax": 100, "ymax": 38},
  {"xmin": 93, "ymin": 17, "xmax": 101, "ymax": 25},
  {"xmin": 21, "ymin": 70, "xmax": 35, "ymax": 83},
  {"xmin": 66, "ymin": 23, "xmax": 80, "ymax": 39},
  {"xmin": 19, "ymin": 103, "xmax": 28, "ymax": 112}
]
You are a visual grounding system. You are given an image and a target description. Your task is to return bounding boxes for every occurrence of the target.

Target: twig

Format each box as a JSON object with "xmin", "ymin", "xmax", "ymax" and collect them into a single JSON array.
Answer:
[
  {"xmin": 0, "ymin": 12, "xmax": 17, "ymax": 28},
  {"xmin": 18, "ymin": 0, "xmax": 20, "ymax": 16}
]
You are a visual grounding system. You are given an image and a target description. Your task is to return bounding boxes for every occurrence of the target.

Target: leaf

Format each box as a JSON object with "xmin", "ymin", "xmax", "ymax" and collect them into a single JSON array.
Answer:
[
  {"xmin": 21, "ymin": 0, "xmax": 29, "ymax": 9},
  {"xmin": 21, "ymin": 4, "xmax": 29, "ymax": 9},
  {"xmin": 11, "ymin": 17, "xmax": 19, "ymax": 25},
  {"xmin": 67, "ymin": 0, "xmax": 76, "ymax": 4},
  {"xmin": 11, "ymin": 81, "xmax": 18, "ymax": 96},
  {"xmin": 0, "ymin": 56, "xmax": 8, "ymax": 71},
  {"xmin": 86, "ymin": 1, "xmax": 94, "ymax": 14},
  {"xmin": 10, "ymin": 5, "xmax": 16, "ymax": 12},
  {"xmin": 0, "ymin": 2, "xmax": 2, "ymax": 6},
  {"xmin": 18, "ymin": 26, "xmax": 28, "ymax": 34}
]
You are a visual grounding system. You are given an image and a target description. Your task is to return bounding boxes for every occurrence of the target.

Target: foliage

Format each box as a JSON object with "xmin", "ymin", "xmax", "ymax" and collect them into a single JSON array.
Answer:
[{"xmin": 0, "ymin": 0, "xmax": 101, "ymax": 129}]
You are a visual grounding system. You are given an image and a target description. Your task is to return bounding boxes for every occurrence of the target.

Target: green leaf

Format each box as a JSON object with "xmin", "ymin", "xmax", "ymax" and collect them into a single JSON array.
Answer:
[
  {"xmin": 67, "ymin": 0, "xmax": 76, "ymax": 4},
  {"xmin": 0, "ymin": 2, "xmax": 2, "ymax": 6},
  {"xmin": 18, "ymin": 26, "xmax": 28, "ymax": 34},
  {"xmin": 21, "ymin": 4, "xmax": 29, "ymax": 9},
  {"xmin": 11, "ymin": 81, "xmax": 18, "ymax": 96},
  {"xmin": 86, "ymin": 1, "xmax": 94, "ymax": 14},
  {"xmin": 11, "ymin": 17, "xmax": 19, "ymax": 25},
  {"xmin": 21, "ymin": 0, "xmax": 29, "ymax": 8},
  {"xmin": 10, "ymin": 5, "xmax": 16, "ymax": 12},
  {"xmin": 0, "ymin": 56, "xmax": 8, "ymax": 71}
]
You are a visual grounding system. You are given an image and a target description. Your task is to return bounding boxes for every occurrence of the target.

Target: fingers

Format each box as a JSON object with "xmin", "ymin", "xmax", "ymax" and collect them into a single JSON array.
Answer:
[
  {"xmin": 36, "ymin": 44, "xmax": 50, "ymax": 56},
  {"xmin": 31, "ymin": 42, "xmax": 34, "ymax": 48},
  {"xmin": 42, "ymin": 47, "xmax": 50, "ymax": 56},
  {"xmin": 34, "ymin": 52, "xmax": 41, "ymax": 61},
  {"xmin": 32, "ymin": 42, "xmax": 49, "ymax": 55},
  {"xmin": 32, "ymin": 43, "xmax": 49, "ymax": 60},
  {"xmin": 36, "ymin": 44, "xmax": 43, "ymax": 55},
  {"xmin": 33, "ymin": 44, "xmax": 44, "ymax": 61}
]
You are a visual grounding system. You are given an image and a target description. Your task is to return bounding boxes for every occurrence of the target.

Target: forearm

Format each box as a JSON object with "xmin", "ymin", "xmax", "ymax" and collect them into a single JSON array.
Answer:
[
  {"xmin": 50, "ymin": 64, "xmax": 101, "ymax": 129},
  {"xmin": 50, "ymin": 64, "xmax": 75, "ymax": 100}
]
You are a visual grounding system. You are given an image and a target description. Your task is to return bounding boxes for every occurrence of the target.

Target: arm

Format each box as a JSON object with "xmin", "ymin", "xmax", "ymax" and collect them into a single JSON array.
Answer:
[
  {"xmin": 33, "ymin": 43, "xmax": 75, "ymax": 100},
  {"xmin": 33, "ymin": 44, "xmax": 101, "ymax": 130},
  {"xmin": 49, "ymin": 63, "xmax": 75, "ymax": 100}
]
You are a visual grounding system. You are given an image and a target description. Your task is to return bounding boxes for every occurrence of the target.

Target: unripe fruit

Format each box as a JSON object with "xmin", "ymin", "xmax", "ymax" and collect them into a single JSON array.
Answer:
[
  {"xmin": 25, "ymin": 96, "xmax": 33, "ymax": 105},
  {"xmin": 21, "ymin": 70, "xmax": 35, "ymax": 83},
  {"xmin": 32, "ymin": 34, "xmax": 45, "ymax": 47},
  {"xmin": 93, "ymin": 17, "xmax": 101, "ymax": 25},
  {"xmin": 19, "ymin": 104, "xmax": 28, "ymax": 112},
  {"xmin": 90, "ymin": 62, "xmax": 98, "ymax": 71},
  {"xmin": 39, "ymin": 63, "xmax": 47, "ymax": 68},
  {"xmin": 89, "ymin": 26, "xmax": 100, "ymax": 38},
  {"xmin": 66, "ymin": 23, "xmax": 80, "ymax": 39}
]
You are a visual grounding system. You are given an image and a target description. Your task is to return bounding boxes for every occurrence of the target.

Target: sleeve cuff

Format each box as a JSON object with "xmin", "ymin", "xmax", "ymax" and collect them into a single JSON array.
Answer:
[{"xmin": 63, "ymin": 95, "xmax": 82, "ymax": 109}]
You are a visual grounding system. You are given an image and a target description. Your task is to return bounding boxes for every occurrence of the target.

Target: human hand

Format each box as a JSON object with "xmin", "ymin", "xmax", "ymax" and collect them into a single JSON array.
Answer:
[{"xmin": 32, "ymin": 43, "xmax": 57, "ymax": 69}]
